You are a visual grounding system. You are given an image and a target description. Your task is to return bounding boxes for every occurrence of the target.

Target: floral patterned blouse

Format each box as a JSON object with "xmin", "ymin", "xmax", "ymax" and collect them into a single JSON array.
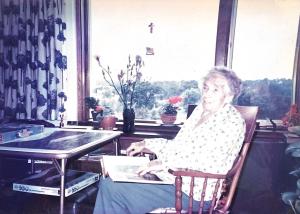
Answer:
[{"xmin": 145, "ymin": 103, "xmax": 245, "ymax": 201}]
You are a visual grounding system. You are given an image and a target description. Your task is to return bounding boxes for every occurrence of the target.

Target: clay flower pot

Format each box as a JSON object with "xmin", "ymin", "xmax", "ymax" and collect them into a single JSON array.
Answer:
[
  {"xmin": 100, "ymin": 116, "xmax": 117, "ymax": 130},
  {"xmin": 160, "ymin": 114, "xmax": 177, "ymax": 125}
]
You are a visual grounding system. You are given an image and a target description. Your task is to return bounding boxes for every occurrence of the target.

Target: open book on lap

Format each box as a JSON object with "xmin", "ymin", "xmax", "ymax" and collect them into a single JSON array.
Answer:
[{"xmin": 101, "ymin": 155, "xmax": 174, "ymax": 185}]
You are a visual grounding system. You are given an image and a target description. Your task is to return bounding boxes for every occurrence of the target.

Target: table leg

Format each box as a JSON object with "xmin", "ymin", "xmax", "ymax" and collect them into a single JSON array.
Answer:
[
  {"xmin": 113, "ymin": 138, "xmax": 120, "ymax": 155},
  {"xmin": 30, "ymin": 159, "xmax": 35, "ymax": 174},
  {"xmin": 53, "ymin": 158, "xmax": 67, "ymax": 214},
  {"xmin": 60, "ymin": 158, "xmax": 66, "ymax": 214}
]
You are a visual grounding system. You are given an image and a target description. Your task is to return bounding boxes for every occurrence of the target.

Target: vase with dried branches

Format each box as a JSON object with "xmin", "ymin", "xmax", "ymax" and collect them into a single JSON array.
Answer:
[{"xmin": 95, "ymin": 55, "xmax": 143, "ymax": 133}]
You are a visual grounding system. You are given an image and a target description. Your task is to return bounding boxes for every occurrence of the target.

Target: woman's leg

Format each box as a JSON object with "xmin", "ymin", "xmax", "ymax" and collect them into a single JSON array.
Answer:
[
  {"xmin": 93, "ymin": 177, "xmax": 175, "ymax": 214},
  {"xmin": 93, "ymin": 177, "xmax": 210, "ymax": 214}
]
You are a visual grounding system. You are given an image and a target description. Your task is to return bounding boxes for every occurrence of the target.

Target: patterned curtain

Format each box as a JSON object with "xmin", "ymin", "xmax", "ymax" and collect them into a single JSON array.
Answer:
[{"xmin": 0, "ymin": 0, "xmax": 67, "ymax": 121}]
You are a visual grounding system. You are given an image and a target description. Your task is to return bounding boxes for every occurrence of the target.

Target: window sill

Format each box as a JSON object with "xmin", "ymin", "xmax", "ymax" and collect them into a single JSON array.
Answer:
[
  {"xmin": 66, "ymin": 120, "xmax": 181, "ymax": 139},
  {"xmin": 66, "ymin": 120, "xmax": 290, "ymax": 142}
]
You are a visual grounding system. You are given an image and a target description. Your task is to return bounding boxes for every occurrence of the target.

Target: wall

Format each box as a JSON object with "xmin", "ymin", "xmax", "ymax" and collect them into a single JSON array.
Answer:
[{"xmin": 63, "ymin": 0, "xmax": 78, "ymax": 121}]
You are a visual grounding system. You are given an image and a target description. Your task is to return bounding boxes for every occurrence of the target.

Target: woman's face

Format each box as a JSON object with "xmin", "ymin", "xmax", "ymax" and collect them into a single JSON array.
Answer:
[{"xmin": 201, "ymin": 75, "xmax": 231, "ymax": 112}]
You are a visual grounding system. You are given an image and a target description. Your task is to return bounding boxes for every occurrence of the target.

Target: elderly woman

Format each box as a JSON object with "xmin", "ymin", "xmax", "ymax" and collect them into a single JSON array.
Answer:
[{"xmin": 93, "ymin": 66, "xmax": 245, "ymax": 214}]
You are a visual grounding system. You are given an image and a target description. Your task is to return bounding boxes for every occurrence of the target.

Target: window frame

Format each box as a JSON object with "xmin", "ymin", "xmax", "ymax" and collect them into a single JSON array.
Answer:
[{"xmin": 293, "ymin": 17, "xmax": 300, "ymax": 108}]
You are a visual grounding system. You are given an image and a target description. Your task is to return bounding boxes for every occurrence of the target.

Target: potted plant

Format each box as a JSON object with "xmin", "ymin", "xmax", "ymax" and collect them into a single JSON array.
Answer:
[
  {"xmin": 281, "ymin": 142, "xmax": 300, "ymax": 213},
  {"xmin": 84, "ymin": 96, "xmax": 103, "ymax": 121},
  {"xmin": 99, "ymin": 106, "xmax": 117, "ymax": 130},
  {"xmin": 282, "ymin": 104, "xmax": 300, "ymax": 127},
  {"xmin": 85, "ymin": 97, "xmax": 117, "ymax": 130},
  {"xmin": 160, "ymin": 96, "xmax": 182, "ymax": 124}
]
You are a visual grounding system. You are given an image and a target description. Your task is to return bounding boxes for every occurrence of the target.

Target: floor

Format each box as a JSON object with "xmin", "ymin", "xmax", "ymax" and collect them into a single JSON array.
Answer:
[{"xmin": 0, "ymin": 185, "xmax": 290, "ymax": 214}]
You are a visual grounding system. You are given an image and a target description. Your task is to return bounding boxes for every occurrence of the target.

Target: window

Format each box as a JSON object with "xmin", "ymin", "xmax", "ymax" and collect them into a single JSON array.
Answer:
[
  {"xmin": 233, "ymin": 0, "xmax": 300, "ymax": 119},
  {"xmin": 89, "ymin": 0, "xmax": 219, "ymax": 121},
  {"xmin": 87, "ymin": 0, "xmax": 300, "ymax": 122}
]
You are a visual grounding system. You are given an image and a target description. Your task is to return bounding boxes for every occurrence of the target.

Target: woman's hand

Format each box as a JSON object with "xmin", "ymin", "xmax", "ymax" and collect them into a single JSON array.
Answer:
[
  {"xmin": 137, "ymin": 159, "xmax": 163, "ymax": 176},
  {"xmin": 126, "ymin": 140, "xmax": 147, "ymax": 156}
]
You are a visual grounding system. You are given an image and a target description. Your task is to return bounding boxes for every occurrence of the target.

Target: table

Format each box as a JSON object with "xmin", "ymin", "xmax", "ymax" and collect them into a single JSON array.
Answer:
[{"xmin": 0, "ymin": 128, "xmax": 121, "ymax": 214}]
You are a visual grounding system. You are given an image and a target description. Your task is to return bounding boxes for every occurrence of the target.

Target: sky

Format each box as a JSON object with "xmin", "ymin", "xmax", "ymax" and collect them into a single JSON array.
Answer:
[{"xmin": 89, "ymin": 0, "xmax": 300, "ymax": 84}]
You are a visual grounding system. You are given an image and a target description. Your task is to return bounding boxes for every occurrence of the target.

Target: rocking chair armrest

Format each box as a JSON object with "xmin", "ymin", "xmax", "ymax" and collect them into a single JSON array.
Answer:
[{"xmin": 168, "ymin": 168, "xmax": 227, "ymax": 179}]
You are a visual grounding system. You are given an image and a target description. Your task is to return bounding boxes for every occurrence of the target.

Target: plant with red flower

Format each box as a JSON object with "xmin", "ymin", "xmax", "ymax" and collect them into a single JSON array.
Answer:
[
  {"xmin": 95, "ymin": 105, "xmax": 104, "ymax": 112},
  {"xmin": 161, "ymin": 96, "xmax": 182, "ymax": 115},
  {"xmin": 282, "ymin": 104, "xmax": 300, "ymax": 126},
  {"xmin": 85, "ymin": 97, "xmax": 100, "ymax": 111},
  {"xmin": 85, "ymin": 96, "xmax": 114, "ymax": 121}
]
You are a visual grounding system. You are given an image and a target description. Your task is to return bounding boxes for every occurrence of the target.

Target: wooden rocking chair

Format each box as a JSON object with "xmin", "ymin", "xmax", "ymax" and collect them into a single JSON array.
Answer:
[{"xmin": 151, "ymin": 105, "xmax": 258, "ymax": 214}]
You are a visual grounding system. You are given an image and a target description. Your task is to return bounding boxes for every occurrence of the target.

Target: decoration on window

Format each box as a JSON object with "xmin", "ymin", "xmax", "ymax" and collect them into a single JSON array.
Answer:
[
  {"xmin": 146, "ymin": 47, "xmax": 154, "ymax": 55},
  {"xmin": 146, "ymin": 22, "xmax": 155, "ymax": 55},
  {"xmin": 148, "ymin": 22, "xmax": 154, "ymax": 33}
]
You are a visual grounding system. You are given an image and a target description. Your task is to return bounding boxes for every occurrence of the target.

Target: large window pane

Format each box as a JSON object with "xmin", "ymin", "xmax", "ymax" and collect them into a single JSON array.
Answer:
[
  {"xmin": 233, "ymin": 0, "xmax": 299, "ymax": 120},
  {"xmin": 89, "ymin": 0, "xmax": 219, "ymax": 121}
]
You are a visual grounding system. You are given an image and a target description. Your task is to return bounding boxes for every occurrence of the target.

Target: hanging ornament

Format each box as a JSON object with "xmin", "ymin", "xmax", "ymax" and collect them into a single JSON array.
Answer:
[{"xmin": 148, "ymin": 22, "xmax": 154, "ymax": 33}]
